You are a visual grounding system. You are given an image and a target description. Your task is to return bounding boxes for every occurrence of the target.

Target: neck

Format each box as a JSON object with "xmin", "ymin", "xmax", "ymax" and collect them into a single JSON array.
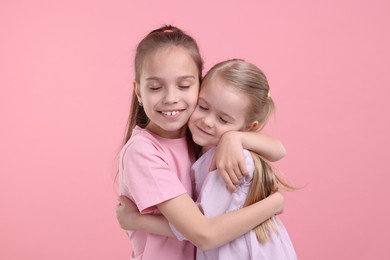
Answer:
[
  {"xmin": 146, "ymin": 123, "xmax": 187, "ymax": 139},
  {"xmin": 201, "ymin": 145, "xmax": 213, "ymax": 154}
]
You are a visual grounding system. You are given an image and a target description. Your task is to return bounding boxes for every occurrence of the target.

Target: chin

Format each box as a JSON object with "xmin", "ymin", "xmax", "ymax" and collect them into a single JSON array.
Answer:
[{"xmin": 192, "ymin": 136, "xmax": 206, "ymax": 147}]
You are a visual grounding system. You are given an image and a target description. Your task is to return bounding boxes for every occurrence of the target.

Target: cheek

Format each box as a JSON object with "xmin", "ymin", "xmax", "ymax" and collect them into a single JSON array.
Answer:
[
  {"xmin": 138, "ymin": 91, "xmax": 152, "ymax": 105},
  {"xmin": 214, "ymin": 129, "xmax": 224, "ymax": 139},
  {"xmin": 188, "ymin": 114, "xmax": 198, "ymax": 134},
  {"xmin": 188, "ymin": 110, "xmax": 199, "ymax": 124},
  {"xmin": 186, "ymin": 99, "xmax": 199, "ymax": 116},
  {"xmin": 189, "ymin": 88, "xmax": 199, "ymax": 106}
]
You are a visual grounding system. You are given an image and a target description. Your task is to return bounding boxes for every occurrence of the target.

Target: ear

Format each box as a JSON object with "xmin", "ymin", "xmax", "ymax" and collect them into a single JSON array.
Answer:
[
  {"xmin": 133, "ymin": 81, "xmax": 142, "ymax": 103},
  {"xmin": 248, "ymin": 120, "xmax": 260, "ymax": 131}
]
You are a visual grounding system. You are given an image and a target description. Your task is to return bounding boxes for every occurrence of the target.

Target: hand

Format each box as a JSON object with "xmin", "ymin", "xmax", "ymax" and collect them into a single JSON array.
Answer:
[
  {"xmin": 116, "ymin": 195, "xmax": 141, "ymax": 230},
  {"xmin": 211, "ymin": 131, "xmax": 248, "ymax": 192}
]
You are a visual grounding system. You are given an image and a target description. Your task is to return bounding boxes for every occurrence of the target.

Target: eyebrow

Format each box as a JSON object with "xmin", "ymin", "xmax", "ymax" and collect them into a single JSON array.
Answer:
[{"xmin": 145, "ymin": 75, "xmax": 196, "ymax": 81}]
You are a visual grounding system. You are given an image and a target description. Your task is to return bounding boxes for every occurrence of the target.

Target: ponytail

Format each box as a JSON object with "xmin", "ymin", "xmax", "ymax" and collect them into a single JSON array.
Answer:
[{"xmin": 244, "ymin": 151, "xmax": 294, "ymax": 243}]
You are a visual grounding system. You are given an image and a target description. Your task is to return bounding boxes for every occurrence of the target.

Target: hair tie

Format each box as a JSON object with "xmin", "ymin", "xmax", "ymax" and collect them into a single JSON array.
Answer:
[{"xmin": 163, "ymin": 29, "xmax": 173, "ymax": 33}]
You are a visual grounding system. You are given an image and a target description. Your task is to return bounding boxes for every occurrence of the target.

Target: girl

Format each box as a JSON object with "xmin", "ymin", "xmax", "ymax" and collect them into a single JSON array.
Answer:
[
  {"xmin": 118, "ymin": 25, "xmax": 286, "ymax": 260},
  {"xmin": 181, "ymin": 59, "xmax": 296, "ymax": 259}
]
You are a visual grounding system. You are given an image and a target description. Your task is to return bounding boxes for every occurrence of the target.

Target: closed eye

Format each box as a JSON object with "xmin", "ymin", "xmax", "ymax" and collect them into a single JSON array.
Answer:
[
  {"xmin": 148, "ymin": 83, "xmax": 162, "ymax": 90},
  {"xmin": 219, "ymin": 117, "xmax": 228, "ymax": 124},
  {"xmin": 198, "ymin": 104, "xmax": 208, "ymax": 110}
]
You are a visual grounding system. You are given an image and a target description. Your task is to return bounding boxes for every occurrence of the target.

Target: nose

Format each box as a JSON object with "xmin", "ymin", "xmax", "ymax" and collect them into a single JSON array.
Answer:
[
  {"xmin": 163, "ymin": 87, "xmax": 179, "ymax": 104},
  {"xmin": 202, "ymin": 114, "xmax": 214, "ymax": 128}
]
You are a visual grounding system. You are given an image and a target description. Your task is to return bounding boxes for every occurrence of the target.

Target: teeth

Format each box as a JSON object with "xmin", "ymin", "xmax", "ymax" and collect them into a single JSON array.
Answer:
[{"xmin": 162, "ymin": 111, "xmax": 179, "ymax": 116}]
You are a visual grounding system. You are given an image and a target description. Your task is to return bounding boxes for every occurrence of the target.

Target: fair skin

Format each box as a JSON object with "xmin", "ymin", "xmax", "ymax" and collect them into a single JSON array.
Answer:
[
  {"xmin": 135, "ymin": 46, "xmax": 200, "ymax": 139},
  {"xmin": 118, "ymin": 57, "xmax": 284, "ymax": 250},
  {"xmin": 189, "ymin": 76, "xmax": 258, "ymax": 150},
  {"xmin": 117, "ymin": 193, "xmax": 283, "ymax": 250},
  {"xmin": 212, "ymin": 131, "xmax": 286, "ymax": 190}
]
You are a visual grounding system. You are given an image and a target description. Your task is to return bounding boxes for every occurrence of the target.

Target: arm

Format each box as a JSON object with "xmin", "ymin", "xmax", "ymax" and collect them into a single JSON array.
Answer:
[
  {"xmin": 120, "ymin": 138, "xmax": 283, "ymax": 249},
  {"xmin": 116, "ymin": 192, "xmax": 283, "ymax": 250},
  {"xmin": 116, "ymin": 196, "xmax": 175, "ymax": 237},
  {"xmin": 212, "ymin": 131, "xmax": 286, "ymax": 191},
  {"xmin": 239, "ymin": 131, "xmax": 286, "ymax": 161},
  {"xmin": 158, "ymin": 191, "xmax": 283, "ymax": 250}
]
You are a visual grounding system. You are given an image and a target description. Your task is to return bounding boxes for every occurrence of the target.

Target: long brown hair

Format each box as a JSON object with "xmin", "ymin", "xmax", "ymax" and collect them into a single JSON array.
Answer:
[
  {"xmin": 123, "ymin": 25, "xmax": 203, "ymax": 145},
  {"xmin": 203, "ymin": 59, "xmax": 294, "ymax": 243}
]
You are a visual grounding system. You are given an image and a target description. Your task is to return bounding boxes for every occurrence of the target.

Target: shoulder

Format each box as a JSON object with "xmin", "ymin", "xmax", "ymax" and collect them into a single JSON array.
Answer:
[
  {"xmin": 243, "ymin": 149, "xmax": 255, "ymax": 180},
  {"xmin": 121, "ymin": 131, "xmax": 165, "ymax": 163},
  {"xmin": 243, "ymin": 149, "xmax": 254, "ymax": 168}
]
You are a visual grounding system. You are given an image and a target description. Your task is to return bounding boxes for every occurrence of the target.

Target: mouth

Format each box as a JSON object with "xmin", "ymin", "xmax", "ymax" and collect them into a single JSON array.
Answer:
[
  {"xmin": 195, "ymin": 125, "xmax": 212, "ymax": 136},
  {"xmin": 161, "ymin": 111, "xmax": 180, "ymax": 116},
  {"xmin": 159, "ymin": 109, "xmax": 184, "ymax": 119}
]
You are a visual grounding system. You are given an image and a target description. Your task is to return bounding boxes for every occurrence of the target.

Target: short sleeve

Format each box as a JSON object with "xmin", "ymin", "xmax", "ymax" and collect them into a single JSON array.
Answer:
[{"xmin": 121, "ymin": 139, "xmax": 188, "ymax": 213}]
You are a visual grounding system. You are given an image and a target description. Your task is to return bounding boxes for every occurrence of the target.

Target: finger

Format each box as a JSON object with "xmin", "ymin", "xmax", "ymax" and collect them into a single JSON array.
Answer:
[
  {"xmin": 220, "ymin": 169, "xmax": 236, "ymax": 192},
  {"xmin": 238, "ymin": 159, "xmax": 248, "ymax": 176},
  {"xmin": 232, "ymin": 165, "xmax": 245, "ymax": 181},
  {"xmin": 216, "ymin": 161, "xmax": 239, "ymax": 184},
  {"xmin": 227, "ymin": 169, "xmax": 240, "ymax": 185}
]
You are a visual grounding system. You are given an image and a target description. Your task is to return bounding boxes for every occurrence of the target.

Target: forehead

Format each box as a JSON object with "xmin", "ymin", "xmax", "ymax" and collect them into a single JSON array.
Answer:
[
  {"xmin": 141, "ymin": 46, "xmax": 199, "ymax": 80},
  {"xmin": 200, "ymin": 78, "xmax": 249, "ymax": 115}
]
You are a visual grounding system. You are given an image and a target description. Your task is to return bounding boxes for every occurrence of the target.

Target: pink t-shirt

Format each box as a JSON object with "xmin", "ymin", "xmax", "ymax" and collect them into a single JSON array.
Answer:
[{"xmin": 119, "ymin": 126, "xmax": 195, "ymax": 260}]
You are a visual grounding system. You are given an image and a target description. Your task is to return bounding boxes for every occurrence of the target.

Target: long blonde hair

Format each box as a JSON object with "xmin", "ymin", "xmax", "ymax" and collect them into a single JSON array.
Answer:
[{"xmin": 203, "ymin": 59, "xmax": 294, "ymax": 243}]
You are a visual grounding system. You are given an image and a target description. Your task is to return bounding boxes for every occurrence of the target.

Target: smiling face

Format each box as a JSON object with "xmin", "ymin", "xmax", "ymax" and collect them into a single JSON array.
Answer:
[
  {"xmin": 188, "ymin": 76, "xmax": 252, "ymax": 150},
  {"xmin": 135, "ymin": 46, "xmax": 200, "ymax": 139}
]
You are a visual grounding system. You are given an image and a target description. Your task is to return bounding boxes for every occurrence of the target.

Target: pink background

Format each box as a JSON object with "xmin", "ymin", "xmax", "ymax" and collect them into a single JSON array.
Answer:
[{"xmin": 1, "ymin": 0, "xmax": 389, "ymax": 259}]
